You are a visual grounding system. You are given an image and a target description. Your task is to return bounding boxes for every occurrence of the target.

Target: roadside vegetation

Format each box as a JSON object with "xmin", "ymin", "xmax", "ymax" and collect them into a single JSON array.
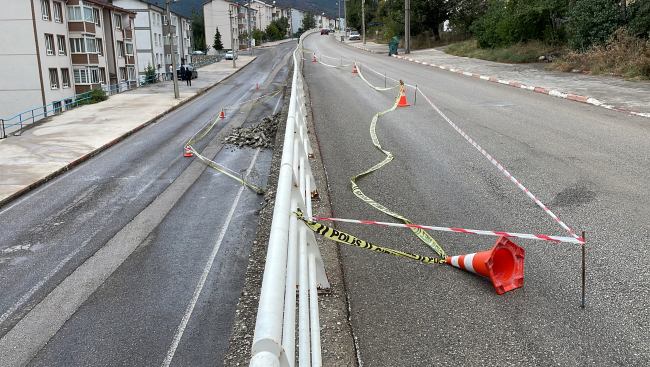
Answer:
[{"xmin": 347, "ymin": 0, "xmax": 650, "ymax": 80}]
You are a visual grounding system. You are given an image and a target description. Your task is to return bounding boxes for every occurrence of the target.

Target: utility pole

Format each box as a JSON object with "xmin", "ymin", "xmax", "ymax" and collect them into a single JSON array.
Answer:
[
  {"xmin": 166, "ymin": 0, "xmax": 179, "ymax": 98},
  {"xmin": 362, "ymin": 0, "xmax": 365, "ymax": 44},
  {"xmin": 247, "ymin": 0, "xmax": 252, "ymax": 55},
  {"xmin": 229, "ymin": 10, "xmax": 236, "ymax": 68},
  {"xmin": 405, "ymin": 0, "xmax": 410, "ymax": 54},
  {"xmin": 344, "ymin": 0, "xmax": 347, "ymax": 36}
]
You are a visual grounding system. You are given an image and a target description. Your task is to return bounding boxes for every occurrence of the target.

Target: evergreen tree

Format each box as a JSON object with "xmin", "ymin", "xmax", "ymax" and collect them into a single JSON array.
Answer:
[
  {"xmin": 301, "ymin": 12, "xmax": 316, "ymax": 31},
  {"xmin": 213, "ymin": 27, "xmax": 224, "ymax": 51}
]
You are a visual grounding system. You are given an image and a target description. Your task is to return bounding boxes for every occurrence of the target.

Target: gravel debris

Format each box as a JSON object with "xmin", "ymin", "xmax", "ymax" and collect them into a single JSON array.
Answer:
[{"xmin": 223, "ymin": 114, "xmax": 280, "ymax": 149}]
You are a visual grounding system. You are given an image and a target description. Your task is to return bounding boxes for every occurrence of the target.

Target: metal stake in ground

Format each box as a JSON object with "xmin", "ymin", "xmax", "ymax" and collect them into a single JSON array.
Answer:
[
  {"xmin": 581, "ymin": 231, "xmax": 586, "ymax": 308},
  {"xmin": 414, "ymin": 85, "xmax": 417, "ymax": 105}
]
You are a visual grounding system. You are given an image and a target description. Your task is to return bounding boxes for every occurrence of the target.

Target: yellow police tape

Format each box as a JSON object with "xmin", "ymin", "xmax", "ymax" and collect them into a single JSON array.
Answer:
[
  {"xmin": 294, "ymin": 209, "xmax": 446, "ymax": 264},
  {"xmin": 355, "ymin": 63, "xmax": 401, "ymax": 91},
  {"xmin": 184, "ymin": 90, "xmax": 282, "ymax": 194},
  {"xmin": 350, "ymin": 83, "xmax": 447, "ymax": 260}
]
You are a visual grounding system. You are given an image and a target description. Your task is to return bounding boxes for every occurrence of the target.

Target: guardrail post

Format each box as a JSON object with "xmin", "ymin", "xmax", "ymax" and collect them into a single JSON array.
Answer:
[{"xmin": 1, "ymin": 119, "xmax": 5, "ymax": 139}]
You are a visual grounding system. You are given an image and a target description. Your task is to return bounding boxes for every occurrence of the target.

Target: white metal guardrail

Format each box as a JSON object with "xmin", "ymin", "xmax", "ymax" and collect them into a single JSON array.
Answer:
[{"xmin": 250, "ymin": 29, "xmax": 330, "ymax": 367}]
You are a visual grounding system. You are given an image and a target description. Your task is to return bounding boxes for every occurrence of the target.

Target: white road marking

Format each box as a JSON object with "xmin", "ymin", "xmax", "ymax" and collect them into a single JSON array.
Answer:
[{"xmin": 162, "ymin": 147, "xmax": 262, "ymax": 367}]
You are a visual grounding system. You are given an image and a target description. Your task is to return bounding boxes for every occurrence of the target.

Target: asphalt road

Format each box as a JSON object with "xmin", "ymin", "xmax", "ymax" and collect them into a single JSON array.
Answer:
[
  {"xmin": 0, "ymin": 42, "xmax": 295, "ymax": 366},
  {"xmin": 303, "ymin": 34, "xmax": 650, "ymax": 366}
]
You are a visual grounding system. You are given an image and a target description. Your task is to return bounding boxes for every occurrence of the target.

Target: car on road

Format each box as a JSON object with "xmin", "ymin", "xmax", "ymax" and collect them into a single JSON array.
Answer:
[
  {"xmin": 329, "ymin": 28, "xmax": 335, "ymax": 33},
  {"xmin": 349, "ymin": 30, "xmax": 360, "ymax": 40},
  {"xmin": 177, "ymin": 65, "xmax": 197, "ymax": 79},
  {"xmin": 225, "ymin": 50, "xmax": 238, "ymax": 60},
  {"xmin": 321, "ymin": 29, "xmax": 329, "ymax": 35}
]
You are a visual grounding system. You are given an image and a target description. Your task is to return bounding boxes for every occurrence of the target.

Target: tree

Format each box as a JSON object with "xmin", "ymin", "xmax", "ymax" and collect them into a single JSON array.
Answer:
[
  {"xmin": 627, "ymin": 0, "xmax": 650, "ymax": 39},
  {"xmin": 252, "ymin": 27, "xmax": 264, "ymax": 46},
  {"xmin": 569, "ymin": 0, "xmax": 621, "ymax": 50},
  {"xmin": 301, "ymin": 12, "xmax": 316, "ymax": 31},
  {"xmin": 213, "ymin": 27, "xmax": 224, "ymax": 51},
  {"xmin": 265, "ymin": 23, "xmax": 282, "ymax": 41},
  {"xmin": 144, "ymin": 62, "xmax": 157, "ymax": 84},
  {"xmin": 272, "ymin": 16, "xmax": 290, "ymax": 37},
  {"xmin": 448, "ymin": 0, "xmax": 489, "ymax": 32},
  {"xmin": 191, "ymin": 7, "xmax": 207, "ymax": 52},
  {"xmin": 412, "ymin": 0, "xmax": 451, "ymax": 40}
]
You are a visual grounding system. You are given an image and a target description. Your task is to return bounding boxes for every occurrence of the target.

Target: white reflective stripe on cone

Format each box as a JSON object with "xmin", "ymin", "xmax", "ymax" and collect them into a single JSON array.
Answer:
[
  {"xmin": 463, "ymin": 253, "xmax": 477, "ymax": 274},
  {"xmin": 450, "ymin": 256, "xmax": 460, "ymax": 268}
]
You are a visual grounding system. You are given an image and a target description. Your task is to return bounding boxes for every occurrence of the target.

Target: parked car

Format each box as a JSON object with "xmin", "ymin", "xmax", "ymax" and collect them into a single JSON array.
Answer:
[
  {"xmin": 177, "ymin": 65, "xmax": 197, "ymax": 79},
  {"xmin": 349, "ymin": 30, "xmax": 360, "ymax": 40},
  {"xmin": 320, "ymin": 29, "xmax": 329, "ymax": 35},
  {"xmin": 225, "ymin": 51, "xmax": 238, "ymax": 60},
  {"xmin": 328, "ymin": 28, "xmax": 335, "ymax": 33},
  {"xmin": 191, "ymin": 50, "xmax": 205, "ymax": 55}
]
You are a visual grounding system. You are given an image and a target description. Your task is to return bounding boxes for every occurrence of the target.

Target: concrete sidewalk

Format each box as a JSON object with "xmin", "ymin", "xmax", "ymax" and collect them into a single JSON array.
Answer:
[
  {"xmin": 0, "ymin": 55, "xmax": 258, "ymax": 207},
  {"xmin": 341, "ymin": 36, "xmax": 650, "ymax": 117}
]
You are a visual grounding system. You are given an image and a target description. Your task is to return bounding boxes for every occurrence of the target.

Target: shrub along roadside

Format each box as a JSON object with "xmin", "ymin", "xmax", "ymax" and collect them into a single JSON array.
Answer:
[
  {"xmin": 550, "ymin": 28, "xmax": 650, "ymax": 81},
  {"xmin": 445, "ymin": 39, "xmax": 564, "ymax": 63}
]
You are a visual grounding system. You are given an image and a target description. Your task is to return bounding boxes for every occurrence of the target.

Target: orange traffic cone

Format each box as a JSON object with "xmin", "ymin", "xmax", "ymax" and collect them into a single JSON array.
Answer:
[
  {"xmin": 312, "ymin": 55, "xmax": 318, "ymax": 62},
  {"xmin": 446, "ymin": 236, "xmax": 525, "ymax": 295},
  {"xmin": 184, "ymin": 145, "xmax": 194, "ymax": 157},
  {"xmin": 351, "ymin": 64, "xmax": 358, "ymax": 74},
  {"xmin": 219, "ymin": 110, "xmax": 226, "ymax": 118},
  {"xmin": 256, "ymin": 83, "xmax": 259, "ymax": 89},
  {"xmin": 397, "ymin": 87, "xmax": 410, "ymax": 107}
]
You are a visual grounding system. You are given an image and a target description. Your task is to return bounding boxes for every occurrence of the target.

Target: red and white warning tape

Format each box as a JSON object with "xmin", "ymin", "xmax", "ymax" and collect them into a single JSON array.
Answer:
[
  {"xmin": 306, "ymin": 215, "xmax": 584, "ymax": 244},
  {"xmin": 416, "ymin": 89, "xmax": 580, "ymax": 239}
]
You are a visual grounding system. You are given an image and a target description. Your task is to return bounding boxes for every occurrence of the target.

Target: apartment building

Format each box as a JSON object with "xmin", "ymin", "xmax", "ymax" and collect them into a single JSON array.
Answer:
[
  {"xmin": 204, "ymin": 0, "xmax": 258, "ymax": 52},
  {"xmin": 0, "ymin": 0, "xmax": 138, "ymax": 124},
  {"xmin": 111, "ymin": 0, "xmax": 192, "ymax": 78},
  {"xmin": 289, "ymin": 7, "xmax": 307, "ymax": 35}
]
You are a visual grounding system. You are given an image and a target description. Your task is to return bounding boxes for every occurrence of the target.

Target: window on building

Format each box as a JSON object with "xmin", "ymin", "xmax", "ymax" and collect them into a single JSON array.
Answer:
[
  {"xmin": 119, "ymin": 67, "xmax": 126, "ymax": 81},
  {"xmin": 173, "ymin": 35, "xmax": 178, "ymax": 46},
  {"xmin": 83, "ymin": 3, "xmax": 94, "ymax": 22},
  {"xmin": 69, "ymin": 37, "xmax": 85, "ymax": 53},
  {"xmin": 127, "ymin": 66, "xmax": 136, "ymax": 81},
  {"xmin": 117, "ymin": 41, "xmax": 124, "ymax": 57},
  {"xmin": 165, "ymin": 54, "xmax": 171, "ymax": 64},
  {"xmin": 42, "ymin": 0, "xmax": 51, "ymax": 20},
  {"xmin": 73, "ymin": 68, "xmax": 89, "ymax": 84},
  {"xmin": 114, "ymin": 14, "xmax": 122, "ymax": 30},
  {"xmin": 99, "ymin": 68, "xmax": 106, "ymax": 84},
  {"xmin": 171, "ymin": 15, "xmax": 177, "ymax": 26},
  {"xmin": 45, "ymin": 34, "xmax": 54, "ymax": 55},
  {"xmin": 53, "ymin": 2, "xmax": 62, "ymax": 22},
  {"xmin": 53, "ymin": 101, "xmax": 62, "ymax": 115},
  {"xmin": 163, "ymin": 15, "xmax": 167, "ymax": 25},
  {"xmin": 49, "ymin": 69, "xmax": 59, "ymax": 89},
  {"xmin": 125, "ymin": 39, "xmax": 133, "ymax": 55},
  {"xmin": 158, "ymin": 34, "xmax": 162, "ymax": 45},
  {"xmin": 57, "ymin": 35, "xmax": 66, "ymax": 55},
  {"xmin": 88, "ymin": 67, "xmax": 100, "ymax": 83},
  {"xmin": 67, "ymin": 5, "xmax": 81, "ymax": 21},
  {"xmin": 94, "ymin": 9, "xmax": 100, "ymax": 26},
  {"xmin": 96, "ymin": 38, "xmax": 103, "ymax": 56},
  {"xmin": 163, "ymin": 35, "xmax": 169, "ymax": 45},
  {"xmin": 84, "ymin": 34, "xmax": 97, "ymax": 53},
  {"xmin": 61, "ymin": 68, "xmax": 70, "ymax": 88}
]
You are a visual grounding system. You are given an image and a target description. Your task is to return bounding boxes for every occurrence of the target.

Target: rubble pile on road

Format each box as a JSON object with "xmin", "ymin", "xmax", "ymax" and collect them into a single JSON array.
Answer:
[{"xmin": 223, "ymin": 113, "xmax": 280, "ymax": 148}]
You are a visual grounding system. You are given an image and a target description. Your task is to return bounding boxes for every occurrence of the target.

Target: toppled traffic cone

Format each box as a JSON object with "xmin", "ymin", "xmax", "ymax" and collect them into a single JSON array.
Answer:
[
  {"xmin": 313, "ymin": 55, "xmax": 318, "ymax": 62},
  {"xmin": 351, "ymin": 64, "xmax": 358, "ymax": 74},
  {"xmin": 446, "ymin": 236, "xmax": 525, "ymax": 295},
  {"xmin": 219, "ymin": 110, "xmax": 226, "ymax": 118},
  {"xmin": 397, "ymin": 86, "xmax": 410, "ymax": 107},
  {"xmin": 184, "ymin": 145, "xmax": 194, "ymax": 157}
]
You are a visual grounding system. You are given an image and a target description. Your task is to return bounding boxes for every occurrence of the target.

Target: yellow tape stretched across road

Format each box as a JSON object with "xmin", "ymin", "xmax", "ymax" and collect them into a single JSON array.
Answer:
[
  {"xmin": 350, "ymin": 83, "xmax": 446, "ymax": 260},
  {"xmin": 299, "ymin": 47, "xmax": 354, "ymax": 68},
  {"xmin": 356, "ymin": 63, "xmax": 401, "ymax": 91},
  {"xmin": 183, "ymin": 90, "xmax": 282, "ymax": 194},
  {"xmin": 294, "ymin": 210, "xmax": 445, "ymax": 264}
]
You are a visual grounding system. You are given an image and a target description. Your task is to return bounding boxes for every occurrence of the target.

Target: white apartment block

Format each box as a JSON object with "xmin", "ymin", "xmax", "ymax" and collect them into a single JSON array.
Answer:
[
  {"xmin": 289, "ymin": 7, "xmax": 306, "ymax": 35},
  {"xmin": 204, "ymin": 0, "xmax": 258, "ymax": 52},
  {"xmin": 112, "ymin": 0, "xmax": 191, "ymax": 78},
  {"xmin": 0, "ymin": 0, "xmax": 138, "ymax": 127}
]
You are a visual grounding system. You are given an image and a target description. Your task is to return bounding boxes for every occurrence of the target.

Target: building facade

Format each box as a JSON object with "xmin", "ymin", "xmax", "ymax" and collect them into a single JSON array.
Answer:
[
  {"xmin": 112, "ymin": 0, "xmax": 191, "ymax": 78},
  {"xmin": 0, "ymin": 0, "xmax": 139, "ymax": 125},
  {"xmin": 204, "ymin": 0, "xmax": 258, "ymax": 52}
]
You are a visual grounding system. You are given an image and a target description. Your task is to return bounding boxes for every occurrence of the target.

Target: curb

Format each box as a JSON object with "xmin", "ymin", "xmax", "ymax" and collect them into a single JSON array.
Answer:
[
  {"xmin": 0, "ymin": 57, "xmax": 257, "ymax": 209},
  {"xmin": 391, "ymin": 54, "xmax": 650, "ymax": 119}
]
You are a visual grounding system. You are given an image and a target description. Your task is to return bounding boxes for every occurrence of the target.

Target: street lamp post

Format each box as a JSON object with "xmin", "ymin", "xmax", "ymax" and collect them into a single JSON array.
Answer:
[
  {"xmin": 229, "ymin": 10, "xmax": 236, "ymax": 68},
  {"xmin": 166, "ymin": 0, "xmax": 179, "ymax": 98}
]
